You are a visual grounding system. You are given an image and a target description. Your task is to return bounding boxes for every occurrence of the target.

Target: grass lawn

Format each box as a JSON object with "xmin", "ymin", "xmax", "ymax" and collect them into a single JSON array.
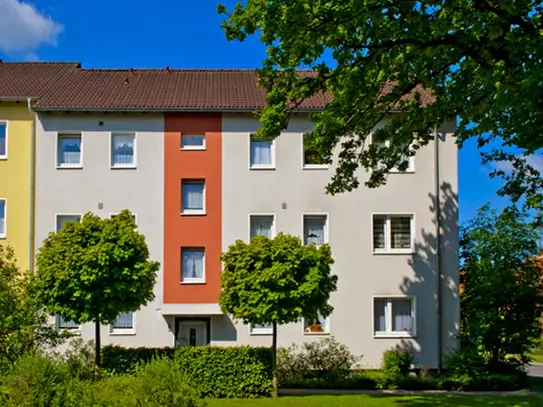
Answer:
[
  {"xmin": 209, "ymin": 395, "xmax": 543, "ymax": 407},
  {"xmin": 531, "ymin": 349, "xmax": 543, "ymax": 363}
]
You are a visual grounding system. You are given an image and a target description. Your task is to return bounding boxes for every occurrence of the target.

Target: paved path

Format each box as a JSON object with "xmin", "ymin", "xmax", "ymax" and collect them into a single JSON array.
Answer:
[
  {"xmin": 528, "ymin": 363, "xmax": 543, "ymax": 378},
  {"xmin": 280, "ymin": 388, "xmax": 543, "ymax": 397}
]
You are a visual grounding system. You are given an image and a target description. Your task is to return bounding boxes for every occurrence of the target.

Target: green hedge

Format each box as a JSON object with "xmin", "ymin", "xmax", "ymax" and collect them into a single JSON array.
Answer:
[
  {"xmin": 102, "ymin": 346, "xmax": 175, "ymax": 374},
  {"xmin": 102, "ymin": 345, "xmax": 273, "ymax": 398}
]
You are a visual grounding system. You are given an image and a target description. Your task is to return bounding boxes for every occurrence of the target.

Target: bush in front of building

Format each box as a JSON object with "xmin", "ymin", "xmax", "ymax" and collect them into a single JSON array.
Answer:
[{"xmin": 102, "ymin": 344, "xmax": 273, "ymax": 398}]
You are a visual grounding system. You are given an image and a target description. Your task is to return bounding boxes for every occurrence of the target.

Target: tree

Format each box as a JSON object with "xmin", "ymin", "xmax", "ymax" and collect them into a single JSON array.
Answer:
[
  {"xmin": 218, "ymin": 1, "xmax": 543, "ymax": 212},
  {"xmin": 34, "ymin": 210, "xmax": 160, "ymax": 367},
  {"xmin": 460, "ymin": 204, "xmax": 543, "ymax": 369},
  {"xmin": 0, "ymin": 245, "xmax": 63, "ymax": 368},
  {"xmin": 220, "ymin": 233, "xmax": 337, "ymax": 397}
]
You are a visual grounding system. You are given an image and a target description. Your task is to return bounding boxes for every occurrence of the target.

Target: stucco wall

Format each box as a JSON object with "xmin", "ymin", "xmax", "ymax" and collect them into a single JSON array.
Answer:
[
  {"xmin": 35, "ymin": 112, "xmax": 172, "ymax": 347},
  {"xmin": 0, "ymin": 102, "xmax": 32, "ymax": 271},
  {"xmin": 220, "ymin": 113, "xmax": 459, "ymax": 367}
]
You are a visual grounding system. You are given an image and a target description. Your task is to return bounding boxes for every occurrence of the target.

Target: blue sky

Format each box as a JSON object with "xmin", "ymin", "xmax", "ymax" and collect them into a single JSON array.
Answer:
[{"xmin": 0, "ymin": 0, "xmax": 523, "ymax": 223}]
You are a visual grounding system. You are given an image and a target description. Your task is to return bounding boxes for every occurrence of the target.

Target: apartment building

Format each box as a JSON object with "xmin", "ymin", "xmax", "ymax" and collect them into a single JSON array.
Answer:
[{"xmin": 0, "ymin": 63, "xmax": 459, "ymax": 368}]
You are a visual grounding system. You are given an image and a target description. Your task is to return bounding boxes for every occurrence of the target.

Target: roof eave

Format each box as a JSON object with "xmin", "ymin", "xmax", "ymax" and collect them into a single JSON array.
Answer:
[{"xmin": 33, "ymin": 106, "xmax": 325, "ymax": 113}]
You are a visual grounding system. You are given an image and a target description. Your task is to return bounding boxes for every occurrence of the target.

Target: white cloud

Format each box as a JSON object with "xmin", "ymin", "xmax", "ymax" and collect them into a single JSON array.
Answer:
[
  {"xmin": 0, "ymin": 0, "xmax": 62, "ymax": 55},
  {"xmin": 489, "ymin": 153, "xmax": 543, "ymax": 173}
]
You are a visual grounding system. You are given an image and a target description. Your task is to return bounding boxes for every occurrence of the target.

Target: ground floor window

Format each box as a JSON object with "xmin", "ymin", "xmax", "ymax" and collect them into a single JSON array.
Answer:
[{"xmin": 374, "ymin": 297, "xmax": 415, "ymax": 337}]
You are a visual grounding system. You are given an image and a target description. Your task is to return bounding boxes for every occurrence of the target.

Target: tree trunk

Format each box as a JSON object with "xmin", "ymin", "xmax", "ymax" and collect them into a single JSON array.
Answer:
[
  {"xmin": 95, "ymin": 319, "xmax": 101, "ymax": 369},
  {"xmin": 272, "ymin": 321, "xmax": 278, "ymax": 398}
]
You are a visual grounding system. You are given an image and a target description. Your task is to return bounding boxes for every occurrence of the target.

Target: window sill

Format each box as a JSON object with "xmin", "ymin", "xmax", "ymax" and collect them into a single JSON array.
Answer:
[
  {"xmin": 250, "ymin": 331, "xmax": 273, "ymax": 336},
  {"xmin": 303, "ymin": 164, "xmax": 329, "ymax": 170},
  {"xmin": 56, "ymin": 164, "xmax": 83, "ymax": 169},
  {"xmin": 249, "ymin": 165, "xmax": 276, "ymax": 170},
  {"xmin": 181, "ymin": 211, "xmax": 206, "ymax": 216},
  {"xmin": 110, "ymin": 330, "xmax": 136, "ymax": 336},
  {"xmin": 181, "ymin": 147, "xmax": 206, "ymax": 151},
  {"xmin": 387, "ymin": 170, "xmax": 415, "ymax": 174},
  {"xmin": 57, "ymin": 329, "xmax": 81, "ymax": 336},
  {"xmin": 303, "ymin": 331, "xmax": 330, "ymax": 336},
  {"xmin": 180, "ymin": 280, "xmax": 206, "ymax": 285},
  {"xmin": 374, "ymin": 333, "xmax": 416, "ymax": 339},
  {"xmin": 0, "ymin": 235, "xmax": 6, "ymax": 239},
  {"xmin": 110, "ymin": 165, "xmax": 137, "ymax": 169},
  {"xmin": 373, "ymin": 249, "xmax": 414, "ymax": 255},
  {"xmin": 0, "ymin": 156, "xmax": 7, "ymax": 160}
]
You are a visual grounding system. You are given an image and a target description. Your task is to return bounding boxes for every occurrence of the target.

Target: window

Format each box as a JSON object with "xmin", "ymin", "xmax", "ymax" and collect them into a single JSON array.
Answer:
[
  {"xmin": 250, "ymin": 323, "xmax": 272, "ymax": 335},
  {"xmin": 250, "ymin": 135, "xmax": 275, "ymax": 169},
  {"xmin": 0, "ymin": 199, "xmax": 5, "ymax": 238},
  {"xmin": 304, "ymin": 313, "xmax": 329, "ymax": 334},
  {"xmin": 0, "ymin": 121, "xmax": 7, "ymax": 159},
  {"xmin": 250, "ymin": 215, "xmax": 274, "ymax": 239},
  {"xmin": 56, "ymin": 315, "xmax": 79, "ymax": 331},
  {"xmin": 303, "ymin": 215, "xmax": 327, "ymax": 246},
  {"xmin": 181, "ymin": 248, "xmax": 205, "ymax": 283},
  {"xmin": 56, "ymin": 215, "xmax": 81, "ymax": 233},
  {"xmin": 111, "ymin": 133, "xmax": 136, "ymax": 167},
  {"xmin": 372, "ymin": 214, "xmax": 414, "ymax": 253},
  {"xmin": 302, "ymin": 133, "xmax": 327, "ymax": 168},
  {"xmin": 181, "ymin": 134, "xmax": 205, "ymax": 150},
  {"xmin": 181, "ymin": 180, "xmax": 205, "ymax": 215},
  {"xmin": 110, "ymin": 312, "xmax": 135, "ymax": 334},
  {"xmin": 57, "ymin": 134, "xmax": 82, "ymax": 167},
  {"xmin": 374, "ymin": 297, "xmax": 415, "ymax": 337},
  {"xmin": 373, "ymin": 137, "xmax": 414, "ymax": 172}
]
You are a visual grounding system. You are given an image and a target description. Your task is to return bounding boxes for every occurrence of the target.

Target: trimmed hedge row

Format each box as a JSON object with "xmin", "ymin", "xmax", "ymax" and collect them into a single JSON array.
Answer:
[{"xmin": 102, "ymin": 345, "xmax": 273, "ymax": 398}]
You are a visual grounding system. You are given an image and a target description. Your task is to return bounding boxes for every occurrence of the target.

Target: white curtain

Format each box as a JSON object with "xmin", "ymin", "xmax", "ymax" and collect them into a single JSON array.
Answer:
[
  {"xmin": 183, "ymin": 183, "xmax": 204, "ymax": 210},
  {"xmin": 391, "ymin": 217, "xmax": 411, "ymax": 249},
  {"xmin": 374, "ymin": 299, "xmax": 387, "ymax": 332},
  {"xmin": 112, "ymin": 135, "xmax": 134, "ymax": 165},
  {"xmin": 60, "ymin": 137, "xmax": 81, "ymax": 164},
  {"xmin": 0, "ymin": 201, "xmax": 4, "ymax": 235},
  {"xmin": 113, "ymin": 312, "xmax": 133, "ymax": 329},
  {"xmin": 56, "ymin": 215, "xmax": 81, "ymax": 233},
  {"xmin": 304, "ymin": 217, "xmax": 325, "ymax": 245},
  {"xmin": 58, "ymin": 315, "xmax": 78, "ymax": 329},
  {"xmin": 250, "ymin": 140, "xmax": 272, "ymax": 165},
  {"xmin": 250, "ymin": 216, "xmax": 273, "ymax": 239},
  {"xmin": 392, "ymin": 299, "xmax": 413, "ymax": 332},
  {"xmin": 373, "ymin": 216, "xmax": 386, "ymax": 249},
  {"xmin": 183, "ymin": 250, "xmax": 204, "ymax": 279}
]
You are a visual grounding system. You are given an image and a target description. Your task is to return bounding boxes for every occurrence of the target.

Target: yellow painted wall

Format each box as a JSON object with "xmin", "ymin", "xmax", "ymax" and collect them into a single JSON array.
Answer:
[{"xmin": 0, "ymin": 102, "xmax": 32, "ymax": 271}]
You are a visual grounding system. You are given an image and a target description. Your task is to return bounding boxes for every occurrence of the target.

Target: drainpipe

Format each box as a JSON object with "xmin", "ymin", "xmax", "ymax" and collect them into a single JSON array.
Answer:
[
  {"xmin": 27, "ymin": 98, "xmax": 36, "ymax": 273},
  {"xmin": 434, "ymin": 127, "xmax": 442, "ymax": 371}
]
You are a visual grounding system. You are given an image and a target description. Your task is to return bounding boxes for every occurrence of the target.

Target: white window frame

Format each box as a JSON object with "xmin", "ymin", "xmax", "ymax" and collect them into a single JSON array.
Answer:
[
  {"xmin": 110, "ymin": 132, "xmax": 137, "ymax": 169},
  {"xmin": 371, "ymin": 213, "xmax": 415, "ymax": 254},
  {"xmin": 55, "ymin": 213, "xmax": 82, "ymax": 233},
  {"xmin": 249, "ymin": 133, "xmax": 276, "ymax": 170},
  {"xmin": 371, "ymin": 134, "xmax": 415, "ymax": 173},
  {"xmin": 303, "ymin": 313, "xmax": 330, "ymax": 336},
  {"xmin": 0, "ymin": 198, "xmax": 6, "ymax": 239},
  {"xmin": 373, "ymin": 296, "xmax": 416, "ymax": 338},
  {"xmin": 249, "ymin": 323, "xmax": 273, "ymax": 336},
  {"xmin": 109, "ymin": 311, "xmax": 136, "ymax": 335},
  {"xmin": 181, "ymin": 180, "xmax": 206, "ymax": 215},
  {"xmin": 0, "ymin": 120, "xmax": 8, "ymax": 160},
  {"xmin": 56, "ymin": 132, "xmax": 83, "ymax": 169},
  {"xmin": 301, "ymin": 213, "xmax": 329, "ymax": 246},
  {"xmin": 181, "ymin": 134, "xmax": 206, "ymax": 151},
  {"xmin": 55, "ymin": 315, "xmax": 81, "ymax": 334},
  {"xmin": 248, "ymin": 213, "xmax": 276, "ymax": 240},
  {"xmin": 181, "ymin": 247, "xmax": 206, "ymax": 284},
  {"xmin": 301, "ymin": 132, "xmax": 328, "ymax": 170}
]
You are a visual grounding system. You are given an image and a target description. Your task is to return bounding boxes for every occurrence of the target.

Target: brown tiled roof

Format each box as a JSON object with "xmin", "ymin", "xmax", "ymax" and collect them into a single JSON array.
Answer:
[{"xmin": 0, "ymin": 62, "xmax": 435, "ymax": 111}]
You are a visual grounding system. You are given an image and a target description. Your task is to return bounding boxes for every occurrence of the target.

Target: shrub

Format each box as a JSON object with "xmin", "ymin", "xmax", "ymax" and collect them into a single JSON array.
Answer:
[
  {"xmin": 62, "ymin": 338, "xmax": 97, "ymax": 380},
  {"xmin": 382, "ymin": 346, "xmax": 415, "ymax": 379},
  {"xmin": 444, "ymin": 347, "xmax": 488, "ymax": 377},
  {"xmin": 174, "ymin": 346, "xmax": 272, "ymax": 398},
  {"xmin": 277, "ymin": 337, "xmax": 361, "ymax": 383},
  {"xmin": 102, "ymin": 345, "xmax": 175, "ymax": 374},
  {"xmin": 0, "ymin": 352, "xmax": 74, "ymax": 407}
]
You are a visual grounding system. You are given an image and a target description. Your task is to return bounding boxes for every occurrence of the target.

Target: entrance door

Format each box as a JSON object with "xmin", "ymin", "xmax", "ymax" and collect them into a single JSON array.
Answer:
[{"xmin": 176, "ymin": 320, "xmax": 208, "ymax": 346}]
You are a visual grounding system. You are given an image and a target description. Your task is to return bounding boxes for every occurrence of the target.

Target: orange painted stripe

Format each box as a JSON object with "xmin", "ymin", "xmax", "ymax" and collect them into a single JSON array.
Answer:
[{"xmin": 164, "ymin": 113, "xmax": 222, "ymax": 304}]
